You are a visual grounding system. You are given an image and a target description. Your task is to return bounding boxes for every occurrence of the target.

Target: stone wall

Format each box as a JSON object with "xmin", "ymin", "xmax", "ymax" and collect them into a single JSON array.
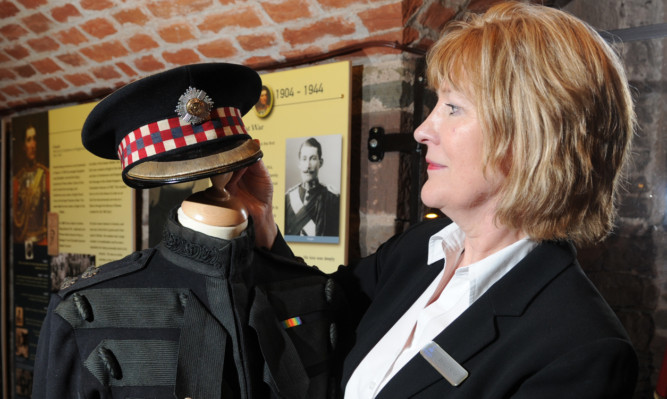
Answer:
[{"xmin": 562, "ymin": 0, "xmax": 666, "ymax": 397}]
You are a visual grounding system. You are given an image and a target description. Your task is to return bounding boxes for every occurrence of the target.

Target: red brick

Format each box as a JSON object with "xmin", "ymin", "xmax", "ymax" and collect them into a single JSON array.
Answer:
[
  {"xmin": 113, "ymin": 8, "xmax": 149, "ymax": 25},
  {"xmin": 418, "ymin": 3, "xmax": 455, "ymax": 32},
  {"xmin": 332, "ymin": 30, "xmax": 404, "ymax": 55},
  {"xmin": 57, "ymin": 52, "xmax": 87, "ymax": 67},
  {"xmin": 64, "ymin": 73, "xmax": 95, "ymax": 87},
  {"xmin": 280, "ymin": 45, "xmax": 320, "ymax": 61},
  {"xmin": 15, "ymin": 64, "xmax": 36, "ymax": 78},
  {"xmin": 16, "ymin": 0, "xmax": 46, "ymax": 9},
  {"xmin": 262, "ymin": 0, "xmax": 311, "ymax": 23},
  {"xmin": 51, "ymin": 4, "xmax": 82, "ymax": 23},
  {"xmin": 90, "ymin": 86, "xmax": 115, "ymax": 99},
  {"xmin": 197, "ymin": 39, "xmax": 237, "ymax": 58},
  {"xmin": 80, "ymin": 41, "xmax": 129, "ymax": 62},
  {"xmin": 0, "ymin": 92, "xmax": 6, "ymax": 102},
  {"xmin": 0, "ymin": 68, "xmax": 15, "ymax": 80},
  {"xmin": 55, "ymin": 27, "xmax": 88, "ymax": 46},
  {"xmin": 163, "ymin": 49, "xmax": 201, "ymax": 65},
  {"xmin": 127, "ymin": 33, "xmax": 159, "ymax": 52},
  {"xmin": 368, "ymin": 30, "xmax": 403, "ymax": 43},
  {"xmin": 27, "ymin": 36, "xmax": 60, "ymax": 52},
  {"xmin": 80, "ymin": 0, "xmax": 114, "ymax": 11},
  {"xmin": 41, "ymin": 77, "xmax": 69, "ymax": 91},
  {"xmin": 134, "ymin": 55, "xmax": 165, "ymax": 72},
  {"xmin": 0, "ymin": 52, "xmax": 8, "ymax": 62},
  {"xmin": 402, "ymin": 26, "xmax": 420, "ymax": 45},
  {"xmin": 158, "ymin": 23, "xmax": 195, "ymax": 43},
  {"xmin": 0, "ymin": 2, "xmax": 20, "ymax": 19},
  {"xmin": 358, "ymin": 2, "xmax": 402, "ymax": 33},
  {"xmin": 244, "ymin": 55, "xmax": 277, "ymax": 69},
  {"xmin": 149, "ymin": 0, "xmax": 215, "ymax": 19},
  {"xmin": 18, "ymin": 81, "xmax": 44, "ymax": 94},
  {"xmin": 468, "ymin": 0, "xmax": 504, "ymax": 13},
  {"xmin": 5, "ymin": 45, "xmax": 31, "ymax": 59},
  {"xmin": 22, "ymin": 13, "xmax": 52, "ymax": 34},
  {"xmin": 7, "ymin": 99, "xmax": 29, "ymax": 108},
  {"xmin": 80, "ymin": 17, "xmax": 117, "ymax": 39},
  {"xmin": 217, "ymin": 0, "xmax": 234, "ymax": 4},
  {"xmin": 283, "ymin": 16, "xmax": 356, "ymax": 46},
  {"xmin": 404, "ymin": 0, "xmax": 423, "ymax": 24},
  {"xmin": 416, "ymin": 36, "xmax": 435, "ymax": 50},
  {"xmin": 237, "ymin": 33, "xmax": 277, "ymax": 52},
  {"xmin": 198, "ymin": 8, "xmax": 262, "ymax": 32},
  {"xmin": 0, "ymin": 24, "xmax": 29, "ymax": 40},
  {"xmin": 115, "ymin": 62, "xmax": 138, "ymax": 77},
  {"xmin": 2, "ymin": 85, "xmax": 23, "ymax": 97},
  {"xmin": 32, "ymin": 58, "xmax": 62, "ymax": 74},
  {"xmin": 236, "ymin": 34, "xmax": 276, "ymax": 51},
  {"xmin": 317, "ymin": 0, "xmax": 357, "ymax": 8},
  {"xmin": 92, "ymin": 65, "xmax": 121, "ymax": 80}
]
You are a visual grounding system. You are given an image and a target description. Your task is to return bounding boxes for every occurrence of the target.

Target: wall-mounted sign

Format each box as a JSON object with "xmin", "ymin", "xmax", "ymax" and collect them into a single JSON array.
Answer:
[{"xmin": 243, "ymin": 61, "xmax": 351, "ymax": 272}]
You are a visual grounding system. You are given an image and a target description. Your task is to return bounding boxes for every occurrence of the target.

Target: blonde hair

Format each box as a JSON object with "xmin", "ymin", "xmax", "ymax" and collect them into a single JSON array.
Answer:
[{"xmin": 426, "ymin": 1, "xmax": 635, "ymax": 245}]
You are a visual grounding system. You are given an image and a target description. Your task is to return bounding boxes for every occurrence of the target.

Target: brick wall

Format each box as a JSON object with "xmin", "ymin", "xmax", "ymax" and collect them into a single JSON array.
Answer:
[
  {"xmin": 2, "ymin": 1, "xmax": 663, "ymax": 398},
  {"xmin": 0, "ymin": 0, "xmax": 463, "ymax": 114}
]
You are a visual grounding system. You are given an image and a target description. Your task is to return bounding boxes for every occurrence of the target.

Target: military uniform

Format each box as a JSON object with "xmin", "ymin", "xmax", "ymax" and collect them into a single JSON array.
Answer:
[
  {"xmin": 285, "ymin": 182, "xmax": 339, "ymax": 237},
  {"xmin": 12, "ymin": 161, "xmax": 49, "ymax": 244},
  {"xmin": 34, "ymin": 210, "xmax": 345, "ymax": 398}
]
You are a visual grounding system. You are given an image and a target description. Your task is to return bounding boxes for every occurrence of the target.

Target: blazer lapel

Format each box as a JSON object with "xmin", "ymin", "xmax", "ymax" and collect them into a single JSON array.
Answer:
[
  {"xmin": 375, "ymin": 241, "xmax": 576, "ymax": 398},
  {"xmin": 376, "ymin": 294, "xmax": 497, "ymax": 398},
  {"xmin": 342, "ymin": 259, "xmax": 444, "ymax": 384}
]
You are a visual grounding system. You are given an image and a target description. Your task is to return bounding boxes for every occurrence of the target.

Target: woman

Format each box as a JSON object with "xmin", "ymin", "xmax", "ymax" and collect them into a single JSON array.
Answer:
[{"xmin": 231, "ymin": 2, "xmax": 637, "ymax": 397}]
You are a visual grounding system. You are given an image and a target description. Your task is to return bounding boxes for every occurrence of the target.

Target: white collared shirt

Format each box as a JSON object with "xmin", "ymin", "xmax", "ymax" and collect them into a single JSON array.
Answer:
[{"xmin": 345, "ymin": 223, "xmax": 537, "ymax": 399}]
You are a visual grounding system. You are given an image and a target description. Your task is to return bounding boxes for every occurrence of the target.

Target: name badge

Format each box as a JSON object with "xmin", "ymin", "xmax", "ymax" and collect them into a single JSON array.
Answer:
[{"xmin": 420, "ymin": 341, "xmax": 469, "ymax": 386}]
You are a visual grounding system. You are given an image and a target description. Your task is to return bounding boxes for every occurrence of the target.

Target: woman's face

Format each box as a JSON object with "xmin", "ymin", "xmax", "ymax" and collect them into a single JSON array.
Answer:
[{"xmin": 414, "ymin": 82, "xmax": 504, "ymax": 221}]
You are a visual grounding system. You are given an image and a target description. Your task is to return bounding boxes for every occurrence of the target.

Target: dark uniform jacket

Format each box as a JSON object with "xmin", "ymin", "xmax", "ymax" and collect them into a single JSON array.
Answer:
[
  {"xmin": 285, "ymin": 182, "xmax": 339, "ymax": 237},
  {"xmin": 333, "ymin": 219, "xmax": 638, "ymax": 398},
  {"xmin": 33, "ymin": 210, "xmax": 344, "ymax": 399}
]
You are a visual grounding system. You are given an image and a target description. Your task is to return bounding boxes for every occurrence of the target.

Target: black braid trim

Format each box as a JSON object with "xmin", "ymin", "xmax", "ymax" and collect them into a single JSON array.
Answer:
[{"xmin": 162, "ymin": 228, "xmax": 225, "ymax": 267}]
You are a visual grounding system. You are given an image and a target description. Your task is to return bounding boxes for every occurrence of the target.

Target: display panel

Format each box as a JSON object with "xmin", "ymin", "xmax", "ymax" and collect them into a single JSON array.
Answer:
[{"xmin": 243, "ymin": 61, "xmax": 351, "ymax": 272}]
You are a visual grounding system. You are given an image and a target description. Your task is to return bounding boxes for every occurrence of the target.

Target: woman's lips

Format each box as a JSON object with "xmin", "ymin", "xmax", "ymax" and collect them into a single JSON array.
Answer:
[{"xmin": 427, "ymin": 160, "xmax": 445, "ymax": 170}]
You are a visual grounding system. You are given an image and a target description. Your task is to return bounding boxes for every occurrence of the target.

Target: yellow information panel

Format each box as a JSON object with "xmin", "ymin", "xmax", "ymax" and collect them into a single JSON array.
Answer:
[
  {"xmin": 49, "ymin": 103, "xmax": 135, "ymax": 266},
  {"xmin": 244, "ymin": 61, "xmax": 351, "ymax": 272}
]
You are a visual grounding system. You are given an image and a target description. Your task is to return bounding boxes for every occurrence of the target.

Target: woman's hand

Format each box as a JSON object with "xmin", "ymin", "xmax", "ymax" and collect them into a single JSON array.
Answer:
[{"xmin": 227, "ymin": 158, "xmax": 278, "ymax": 249}]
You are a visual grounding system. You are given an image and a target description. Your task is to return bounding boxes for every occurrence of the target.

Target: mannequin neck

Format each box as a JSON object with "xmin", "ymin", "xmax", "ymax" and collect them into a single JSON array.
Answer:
[
  {"xmin": 177, "ymin": 207, "xmax": 247, "ymax": 239},
  {"xmin": 178, "ymin": 173, "xmax": 248, "ymax": 239}
]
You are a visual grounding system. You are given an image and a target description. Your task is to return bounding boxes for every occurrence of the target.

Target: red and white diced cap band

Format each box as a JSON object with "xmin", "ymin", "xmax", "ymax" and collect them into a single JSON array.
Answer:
[{"xmin": 117, "ymin": 106, "xmax": 247, "ymax": 169}]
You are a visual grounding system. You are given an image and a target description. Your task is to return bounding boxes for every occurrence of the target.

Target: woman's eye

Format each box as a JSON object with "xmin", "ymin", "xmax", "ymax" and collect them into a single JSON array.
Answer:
[{"xmin": 446, "ymin": 103, "xmax": 460, "ymax": 115}]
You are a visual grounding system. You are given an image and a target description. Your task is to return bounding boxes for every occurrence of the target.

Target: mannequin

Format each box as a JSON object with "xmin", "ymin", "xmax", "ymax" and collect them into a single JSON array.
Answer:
[
  {"xmin": 35, "ymin": 63, "xmax": 343, "ymax": 399},
  {"xmin": 179, "ymin": 172, "xmax": 248, "ymax": 239}
]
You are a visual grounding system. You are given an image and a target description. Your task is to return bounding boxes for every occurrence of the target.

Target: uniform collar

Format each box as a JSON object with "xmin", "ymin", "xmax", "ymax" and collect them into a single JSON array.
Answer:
[{"xmin": 158, "ymin": 207, "xmax": 254, "ymax": 277}]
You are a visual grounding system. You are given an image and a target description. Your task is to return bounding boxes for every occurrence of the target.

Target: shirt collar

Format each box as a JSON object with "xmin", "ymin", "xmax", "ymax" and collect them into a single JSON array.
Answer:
[
  {"xmin": 427, "ymin": 221, "xmax": 538, "ymax": 303},
  {"xmin": 427, "ymin": 222, "xmax": 464, "ymax": 265}
]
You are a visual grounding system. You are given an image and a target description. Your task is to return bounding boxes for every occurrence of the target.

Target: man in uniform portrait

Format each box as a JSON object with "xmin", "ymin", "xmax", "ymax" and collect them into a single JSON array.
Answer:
[
  {"xmin": 285, "ymin": 137, "xmax": 340, "ymax": 237},
  {"xmin": 13, "ymin": 125, "xmax": 50, "ymax": 246}
]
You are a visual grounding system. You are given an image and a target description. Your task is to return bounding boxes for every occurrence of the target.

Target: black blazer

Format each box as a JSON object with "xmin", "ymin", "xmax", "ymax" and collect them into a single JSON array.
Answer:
[{"xmin": 336, "ymin": 219, "xmax": 638, "ymax": 398}]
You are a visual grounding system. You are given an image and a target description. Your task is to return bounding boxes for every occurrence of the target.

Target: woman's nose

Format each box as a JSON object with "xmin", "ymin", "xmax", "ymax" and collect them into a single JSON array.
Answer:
[{"xmin": 414, "ymin": 113, "xmax": 435, "ymax": 144}]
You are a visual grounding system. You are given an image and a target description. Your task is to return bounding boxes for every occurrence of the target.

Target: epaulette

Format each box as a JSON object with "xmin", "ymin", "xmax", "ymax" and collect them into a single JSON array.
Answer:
[
  {"xmin": 326, "ymin": 184, "xmax": 340, "ymax": 196},
  {"xmin": 58, "ymin": 248, "xmax": 156, "ymax": 298},
  {"xmin": 285, "ymin": 184, "xmax": 300, "ymax": 193}
]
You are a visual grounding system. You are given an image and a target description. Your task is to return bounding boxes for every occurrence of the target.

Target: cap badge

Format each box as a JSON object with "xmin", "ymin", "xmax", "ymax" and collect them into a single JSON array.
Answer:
[{"xmin": 176, "ymin": 87, "xmax": 214, "ymax": 125}]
